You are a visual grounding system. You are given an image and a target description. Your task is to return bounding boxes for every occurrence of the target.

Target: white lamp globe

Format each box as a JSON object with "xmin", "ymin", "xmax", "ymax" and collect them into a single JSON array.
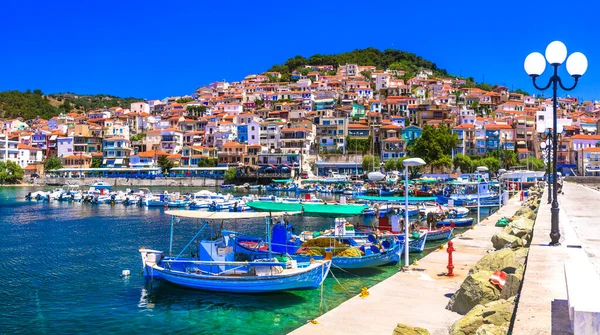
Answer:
[
  {"xmin": 524, "ymin": 52, "xmax": 546, "ymax": 76},
  {"xmin": 566, "ymin": 52, "xmax": 588, "ymax": 77},
  {"xmin": 545, "ymin": 41, "xmax": 567, "ymax": 65}
]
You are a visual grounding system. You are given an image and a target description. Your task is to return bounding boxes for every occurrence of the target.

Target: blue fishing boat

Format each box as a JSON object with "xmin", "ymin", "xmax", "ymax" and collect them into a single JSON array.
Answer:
[
  {"xmin": 419, "ymin": 227, "xmax": 453, "ymax": 241},
  {"xmin": 140, "ymin": 211, "xmax": 331, "ymax": 293},
  {"xmin": 437, "ymin": 217, "xmax": 474, "ymax": 227},
  {"xmin": 91, "ymin": 180, "xmax": 111, "ymax": 191},
  {"xmin": 230, "ymin": 220, "xmax": 403, "ymax": 269}
]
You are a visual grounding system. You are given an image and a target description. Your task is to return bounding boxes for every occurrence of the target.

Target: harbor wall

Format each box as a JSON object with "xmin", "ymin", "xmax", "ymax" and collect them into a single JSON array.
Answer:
[
  {"xmin": 37, "ymin": 177, "xmax": 223, "ymax": 188},
  {"xmin": 565, "ymin": 176, "xmax": 600, "ymax": 184}
]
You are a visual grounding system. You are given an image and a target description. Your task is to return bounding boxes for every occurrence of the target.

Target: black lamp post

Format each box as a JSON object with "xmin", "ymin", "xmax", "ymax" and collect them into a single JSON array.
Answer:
[
  {"xmin": 524, "ymin": 41, "xmax": 588, "ymax": 246},
  {"xmin": 539, "ymin": 132, "xmax": 552, "ymax": 204}
]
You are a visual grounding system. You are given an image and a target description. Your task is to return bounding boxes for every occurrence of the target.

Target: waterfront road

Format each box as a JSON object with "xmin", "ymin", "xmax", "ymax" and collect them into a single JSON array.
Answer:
[
  {"xmin": 289, "ymin": 196, "xmax": 523, "ymax": 335},
  {"xmin": 513, "ymin": 182, "xmax": 600, "ymax": 334}
]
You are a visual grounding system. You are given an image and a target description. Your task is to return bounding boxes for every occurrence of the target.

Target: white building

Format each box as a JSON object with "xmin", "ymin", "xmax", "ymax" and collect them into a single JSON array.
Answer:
[
  {"xmin": 17, "ymin": 144, "xmax": 43, "ymax": 168},
  {"xmin": 130, "ymin": 102, "xmax": 150, "ymax": 115},
  {"xmin": 56, "ymin": 136, "xmax": 74, "ymax": 158},
  {"xmin": 0, "ymin": 134, "xmax": 19, "ymax": 164}
]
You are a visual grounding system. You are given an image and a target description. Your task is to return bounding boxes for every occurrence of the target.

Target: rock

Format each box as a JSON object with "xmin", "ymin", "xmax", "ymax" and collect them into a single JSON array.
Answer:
[
  {"xmin": 449, "ymin": 298, "xmax": 515, "ymax": 335},
  {"xmin": 500, "ymin": 273, "xmax": 521, "ymax": 299},
  {"xmin": 475, "ymin": 324, "xmax": 509, "ymax": 335},
  {"xmin": 491, "ymin": 230, "xmax": 523, "ymax": 250},
  {"xmin": 470, "ymin": 248, "xmax": 529, "ymax": 278},
  {"xmin": 392, "ymin": 323, "xmax": 430, "ymax": 335},
  {"xmin": 507, "ymin": 217, "xmax": 534, "ymax": 238},
  {"xmin": 524, "ymin": 210, "xmax": 537, "ymax": 220},
  {"xmin": 514, "ymin": 207, "xmax": 532, "ymax": 217},
  {"xmin": 447, "ymin": 271, "xmax": 501, "ymax": 315}
]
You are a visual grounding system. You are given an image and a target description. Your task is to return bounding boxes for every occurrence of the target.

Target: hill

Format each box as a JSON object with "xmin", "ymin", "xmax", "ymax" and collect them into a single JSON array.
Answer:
[
  {"xmin": 267, "ymin": 47, "xmax": 450, "ymax": 80},
  {"xmin": 0, "ymin": 90, "xmax": 143, "ymax": 120}
]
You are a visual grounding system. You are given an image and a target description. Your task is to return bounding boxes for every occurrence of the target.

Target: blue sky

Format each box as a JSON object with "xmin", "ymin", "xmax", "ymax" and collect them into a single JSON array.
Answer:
[{"xmin": 2, "ymin": 0, "xmax": 599, "ymax": 101}]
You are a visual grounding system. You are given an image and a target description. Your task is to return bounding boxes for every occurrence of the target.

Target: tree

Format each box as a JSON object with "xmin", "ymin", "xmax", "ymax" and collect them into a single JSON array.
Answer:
[
  {"xmin": 224, "ymin": 168, "xmax": 237, "ymax": 183},
  {"xmin": 130, "ymin": 133, "xmax": 147, "ymax": 142},
  {"xmin": 431, "ymin": 155, "xmax": 453, "ymax": 172},
  {"xmin": 453, "ymin": 154, "xmax": 472, "ymax": 173},
  {"xmin": 44, "ymin": 157, "xmax": 63, "ymax": 172},
  {"xmin": 157, "ymin": 155, "xmax": 173, "ymax": 174},
  {"xmin": 362, "ymin": 155, "xmax": 380, "ymax": 173},
  {"xmin": 383, "ymin": 159, "xmax": 396, "ymax": 171},
  {"xmin": 411, "ymin": 124, "xmax": 459, "ymax": 173},
  {"xmin": 198, "ymin": 158, "xmax": 218, "ymax": 167},
  {"xmin": 91, "ymin": 157, "xmax": 102, "ymax": 168},
  {"xmin": 186, "ymin": 105, "xmax": 207, "ymax": 117},
  {"xmin": 0, "ymin": 161, "xmax": 24, "ymax": 184},
  {"xmin": 360, "ymin": 70, "xmax": 372, "ymax": 82},
  {"xmin": 499, "ymin": 150, "xmax": 517, "ymax": 169}
]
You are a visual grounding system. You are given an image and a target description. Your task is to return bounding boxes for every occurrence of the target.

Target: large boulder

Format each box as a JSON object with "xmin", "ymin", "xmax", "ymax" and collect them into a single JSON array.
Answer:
[
  {"xmin": 491, "ymin": 230, "xmax": 523, "ymax": 250},
  {"xmin": 513, "ymin": 207, "xmax": 532, "ymax": 217},
  {"xmin": 446, "ymin": 271, "xmax": 501, "ymax": 315},
  {"xmin": 392, "ymin": 324, "xmax": 430, "ymax": 335},
  {"xmin": 524, "ymin": 210, "xmax": 537, "ymax": 221},
  {"xmin": 475, "ymin": 324, "xmax": 509, "ymax": 335},
  {"xmin": 507, "ymin": 217, "xmax": 534, "ymax": 238},
  {"xmin": 500, "ymin": 273, "xmax": 522, "ymax": 299},
  {"xmin": 449, "ymin": 297, "xmax": 515, "ymax": 335},
  {"xmin": 470, "ymin": 248, "xmax": 529, "ymax": 278}
]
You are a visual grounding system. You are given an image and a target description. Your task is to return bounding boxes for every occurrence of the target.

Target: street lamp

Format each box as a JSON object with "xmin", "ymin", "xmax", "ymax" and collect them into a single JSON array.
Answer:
[
  {"xmin": 401, "ymin": 157, "xmax": 426, "ymax": 270},
  {"xmin": 476, "ymin": 166, "xmax": 488, "ymax": 225},
  {"xmin": 524, "ymin": 41, "xmax": 587, "ymax": 246},
  {"xmin": 539, "ymin": 126, "xmax": 553, "ymax": 204}
]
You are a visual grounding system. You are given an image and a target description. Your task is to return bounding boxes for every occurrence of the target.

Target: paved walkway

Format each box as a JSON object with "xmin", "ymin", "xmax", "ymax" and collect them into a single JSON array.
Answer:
[
  {"xmin": 513, "ymin": 182, "xmax": 600, "ymax": 334},
  {"xmin": 290, "ymin": 196, "xmax": 523, "ymax": 335}
]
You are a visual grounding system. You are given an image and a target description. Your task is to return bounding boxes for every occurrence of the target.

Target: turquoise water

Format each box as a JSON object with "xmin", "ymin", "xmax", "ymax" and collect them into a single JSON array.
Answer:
[{"xmin": 0, "ymin": 186, "xmax": 491, "ymax": 335}]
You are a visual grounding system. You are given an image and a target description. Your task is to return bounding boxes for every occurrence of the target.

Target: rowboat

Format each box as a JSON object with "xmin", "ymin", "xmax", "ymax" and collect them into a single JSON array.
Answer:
[
  {"xmin": 140, "ymin": 211, "xmax": 331, "ymax": 293},
  {"xmin": 437, "ymin": 217, "xmax": 474, "ymax": 227},
  {"xmin": 420, "ymin": 227, "xmax": 453, "ymax": 241}
]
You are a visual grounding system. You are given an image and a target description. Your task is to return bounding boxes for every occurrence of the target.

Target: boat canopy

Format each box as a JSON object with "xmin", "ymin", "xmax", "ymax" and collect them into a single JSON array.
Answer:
[
  {"xmin": 165, "ymin": 210, "xmax": 301, "ymax": 219},
  {"xmin": 273, "ymin": 179, "xmax": 293, "ymax": 183},
  {"xmin": 355, "ymin": 195, "xmax": 436, "ymax": 202}
]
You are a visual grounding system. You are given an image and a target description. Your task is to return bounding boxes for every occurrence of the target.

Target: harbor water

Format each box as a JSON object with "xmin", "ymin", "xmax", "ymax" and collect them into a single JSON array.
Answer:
[{"xmin": 0, "ymin": 186, "xmax": 494, "ymax": 335}]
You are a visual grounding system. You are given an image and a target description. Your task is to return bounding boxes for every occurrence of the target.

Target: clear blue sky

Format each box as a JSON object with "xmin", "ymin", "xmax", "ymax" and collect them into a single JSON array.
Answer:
[{"xmin": 2, "ymin": 0, "xmax": 599, "ymax": 101}]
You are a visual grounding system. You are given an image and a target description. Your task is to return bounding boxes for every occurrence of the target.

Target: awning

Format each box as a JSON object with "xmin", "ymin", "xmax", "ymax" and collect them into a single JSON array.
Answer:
[
  {"xmin": 49, "ymin": 135, "xmax": 57, "ymax": 140},
  {"xmin": 102, "ymin": 159, "xmax": 107, "ymax": 164},
  {"xmin": 115, "ymin": 159, "xmax": 123, "ymax": 165},
  {"xmin": 517, "ymin": 141, "xmax": 526, "ymax": 145}
]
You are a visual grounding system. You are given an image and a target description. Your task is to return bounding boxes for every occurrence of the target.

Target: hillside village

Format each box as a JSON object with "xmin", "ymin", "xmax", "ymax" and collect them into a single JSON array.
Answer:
[{"xmin": 2, "ymin": 57, "xmax": 600, "ymax": 181}]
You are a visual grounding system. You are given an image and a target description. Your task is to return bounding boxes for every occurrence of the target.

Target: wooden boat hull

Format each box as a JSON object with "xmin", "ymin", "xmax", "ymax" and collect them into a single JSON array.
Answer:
[
  {"xmin": 293, "ymin": 244, "xmax": 402, "ymax": 269},
  {"xmin": 437, "ymin": 217, "xmax": 474, "ymax": 227},
  {"xmin": 421, "ymin": 227, "xmax": 453, "ymax": 241},
  {"xmin": 143, "ymin": 260, "xmax": 331, "ymax": 293}
]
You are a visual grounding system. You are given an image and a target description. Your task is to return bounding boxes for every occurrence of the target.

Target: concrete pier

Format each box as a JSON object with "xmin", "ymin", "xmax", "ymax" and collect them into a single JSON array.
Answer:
[
  {"xmin": 513, "ymin": 182, "xmax": 600, "ymax": 334},
  {"xmin": 290, "ymin": 196, "xmax": 523, "ymax": 335},
  {"xmin": 37, "ymin": 177, "xmax": 223, "ymax": 188}
]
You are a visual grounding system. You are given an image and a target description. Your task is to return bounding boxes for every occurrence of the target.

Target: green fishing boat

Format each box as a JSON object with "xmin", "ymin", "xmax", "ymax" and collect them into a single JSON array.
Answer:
[{"xmin": 246, "ymin": 201, "xmax": 368, "ymax": 216}]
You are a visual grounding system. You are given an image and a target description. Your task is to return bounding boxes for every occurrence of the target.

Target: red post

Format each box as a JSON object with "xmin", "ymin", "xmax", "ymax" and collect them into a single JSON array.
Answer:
[{"xmin": 447, "ymin": 240, "xmax": 455, "ymax": 277}]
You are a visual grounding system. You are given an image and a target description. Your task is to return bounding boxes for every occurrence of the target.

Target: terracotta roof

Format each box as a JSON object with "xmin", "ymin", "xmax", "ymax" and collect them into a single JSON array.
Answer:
[
  {"xmin": 223, "ymin": 142, "xmax": 245, "ymax": 148},
  {"xmin": 17, "ymin": 144, "xmax": 41, "ymax": 150},
  {"xmin": 137, "ymin": 150, "xmax": 169, "ymax": 158},
  {"xmin": 454, "ymin": 124, "xmax": 475, "ymax": 129},
  {"xmin": 62, "ymin": 154, "xmax": 92, "ymax": 159},
  {"xmin": 281, "ymin": 128, "xmax": 310, "ymax": 133},
  {"xmin": 167, "ymin": 154, "xmax": 182, "ymax": 159},
  {"xmin": 571, "ymin": 134, "xmax": 600, "ymax": 140},
  {"xmin": 582, "ymin": 147, "xmax": 600, "ymax": 152},
  {"xmin": 348, "ymin": 123, "xmax": 370, "ymax": 129},
  {"xmin": 248, "ymin": 144, "xmax": 262, "ymax": 148},
  {"xmin": 484, "ymin": 124, "xmax": 513, "ymax": 130},
  {"xmin": 24, "ymin": 164, "xmax": 42, "ymax": 171},
  {"xmin": 383, "ymin": 137, "xmax": 402, "ymax": 142}
]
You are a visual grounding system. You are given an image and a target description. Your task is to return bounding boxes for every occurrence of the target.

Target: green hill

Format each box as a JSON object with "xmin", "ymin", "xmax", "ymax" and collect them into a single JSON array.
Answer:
[
  {"xmin": 0, "ymin": 90, "xmax": 143, "ymax": 120},
  {"xmin": 267, "ymin": 47, "xmax": 450, "ymax": 80}
]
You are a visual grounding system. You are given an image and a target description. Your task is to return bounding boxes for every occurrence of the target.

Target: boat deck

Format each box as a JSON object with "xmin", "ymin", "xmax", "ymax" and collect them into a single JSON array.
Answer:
[{"xmin": 289, "ymin": 195, "xmax": 523, "ymax": 335}]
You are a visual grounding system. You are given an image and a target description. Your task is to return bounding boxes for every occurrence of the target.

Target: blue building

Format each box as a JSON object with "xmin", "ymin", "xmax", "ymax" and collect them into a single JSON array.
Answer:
[{"xmin": 237, "ymin": 124, "xmax": 248, "ymax": 144}]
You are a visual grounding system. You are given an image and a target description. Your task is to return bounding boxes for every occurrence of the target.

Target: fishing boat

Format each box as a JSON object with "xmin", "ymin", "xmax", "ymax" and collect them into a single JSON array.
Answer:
[
  {"xmin": 233, "ymin": 218, "xmax": 403, "ymax": 269},
  {"xmin": 91, "ymin": 180, "xmax": 112, "ymax": 191},
  {"xmin": 437, "ymin": 217, "xmax": 474, "ymax": 227},
  {"xmin": 447, "ymin": 207, "xmax": 470, "ymax": 218},
  {"xmin": 324, "ymin": 171, "xmax": 351, "ymax": 182},
  {"xmin": 140, "ymin": 211, "xmax": 331, "ymax": 293},
  {"xmin": 420, "ymin": 227, "xmax": 453, "ymax": 242},
  {"xmin": 499, "ymin": 170, "xmax": 544, "ymax": 190},
  {"xmin": 246, "ymin": 201, "xmax": 369, "ymax": 216}
]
